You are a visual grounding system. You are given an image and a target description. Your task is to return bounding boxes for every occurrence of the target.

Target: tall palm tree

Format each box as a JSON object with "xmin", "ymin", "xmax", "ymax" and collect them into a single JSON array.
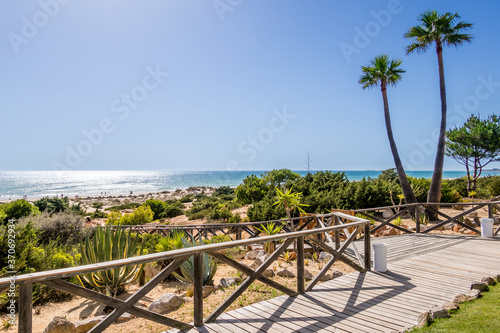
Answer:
[
  {"xmin": 405, "ymin": 10, "xmax": 473, "ymax": 206},
  {"xmin": 359, "ymin": 55, "xmax": 417, "ymax": 204}
]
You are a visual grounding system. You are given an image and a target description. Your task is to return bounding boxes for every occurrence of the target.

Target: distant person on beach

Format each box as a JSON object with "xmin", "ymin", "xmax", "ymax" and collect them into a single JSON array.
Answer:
[{"xmin": 130, "ymin": 191, "xmax": 133, "ymax": 195}]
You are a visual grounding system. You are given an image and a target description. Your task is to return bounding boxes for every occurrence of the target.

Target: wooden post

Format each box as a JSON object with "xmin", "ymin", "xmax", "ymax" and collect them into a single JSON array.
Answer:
[
  {"xmin": 415, "ymin": 205, "xmax": 421, "ymax": 233},
  {"xmin": 297, "ymin": 236, "xmax": 305, "ymax": 294},
  {"xmin": 364, "ymin": 223, "xmax": 371, "ymax": 271},
  {"xmin": 334, "ymin": 216, "xmax": 340, "ymax": 250},
  {"xmin": 193, "ymin": 253, "xmax": 203, "ymax": 327},
  {"xmin": 236, "ymin": 227, "xmax": 241, "ymax": 240},
  {"xmin": 19, "ymin": 283, "xmax": 33, "ymax": 333},
  {"xmin": 489, "ymin": 204, "xmax": 494, "ymax": 219}
]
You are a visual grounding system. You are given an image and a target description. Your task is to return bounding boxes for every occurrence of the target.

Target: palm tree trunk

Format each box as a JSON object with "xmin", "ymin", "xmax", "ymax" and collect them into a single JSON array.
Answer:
[
  {"xmin": 427, "ymin": 41, "xmax": 447, "ymax": 217},
  {"xmin": 381, "ymin": 85, "xmax": 417, "ymax": 204}
]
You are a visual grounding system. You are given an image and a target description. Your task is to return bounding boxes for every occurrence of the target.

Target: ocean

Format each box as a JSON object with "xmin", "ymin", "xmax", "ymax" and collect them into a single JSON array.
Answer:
[{"xmin": 0, "ymin": 170, "xmax": 497, "ymax": 199}]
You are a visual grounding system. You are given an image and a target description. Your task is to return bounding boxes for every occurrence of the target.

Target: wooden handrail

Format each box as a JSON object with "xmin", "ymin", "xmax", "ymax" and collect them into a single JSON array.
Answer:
[{"xmin": 0, "ymin": 213, "xmax": 368, "ymax": 288}]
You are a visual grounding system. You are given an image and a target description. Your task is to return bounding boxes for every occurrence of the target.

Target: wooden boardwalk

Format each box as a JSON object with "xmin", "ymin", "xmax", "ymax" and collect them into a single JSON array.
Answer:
[{"xmin": 171, "ymin": 234, "xmax": 500, "ymax": 333}]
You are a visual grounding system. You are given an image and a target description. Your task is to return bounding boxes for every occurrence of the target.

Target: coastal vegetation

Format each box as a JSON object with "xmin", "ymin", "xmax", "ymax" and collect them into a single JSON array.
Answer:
[{"xmin": 445, "ymin": 115, "xmax": 500, "ymax": 192}]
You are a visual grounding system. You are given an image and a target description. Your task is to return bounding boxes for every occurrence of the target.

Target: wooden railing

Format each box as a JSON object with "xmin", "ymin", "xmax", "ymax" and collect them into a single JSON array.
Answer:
[
  {"xmin": 354, "ymin": 200, "xmax": 500, "ymax": 236},
  {"xmin": 0, "ymin": 212, "xmax": 371, "ymax": 333}
]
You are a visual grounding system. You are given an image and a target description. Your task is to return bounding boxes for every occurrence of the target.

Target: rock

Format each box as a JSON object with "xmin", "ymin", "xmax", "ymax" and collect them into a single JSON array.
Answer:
[
  {"xmin": 493, "ymin": 217, "xmax": 499, "ymax": 225},
  {"xmin": 464, "ymin": 230, "xmax": 476, "ymax": 235},
  {"xmin": 319, "ymin": 252, "xmax": 333, "ymax": 261},
  {"xmin": 471, "ymin": 281, "xmax": 488, "ymax": 292},
  {"xmin": 220, "ymin": 277, "xmax": 238, "ymax": 287},
  {"xmin": 459, "ymin": 227, "xmax": 466, "ymax": 233},
  {"xmin": 453, "ymin": 290, "xmax": 481, "ymax": 303},
  {"xmin": 319, "ymin": 273, "xmax": 333, "ymax": 281},
  {"xmin": 443, "ymin": 223, "xmax": 454, "ymax": 230},
  {"xmin": 468, "ymin": 212, "xmax": 478, "ymax": 219},
  {"xmin": 331, "ymin": 271, "xmax": 344, "ymax": 278},
  {"xmin": 442, "ymin": 301, "xmax": 459, "ymax": 311},
  {"xmin": 430, "ymin": 305, "xmax": 449, "ymax": 320},
  {"xmin": 494, "ymin": 274, "xmax": 500, "ymax": 282},
  {"xmin": 148, "ymin": 293, "xmax": 185, "ymax": 314},
  {"xmin": 453, "ymin": 294, "xmax": 468, "ymax": 303},
  {"xmin": 464, "ymin": 218, "xmax": 473, "ymax": 227},
  {"xmin": 44, "ymin": 316, "xmax": 76, "ymax": 333},
  {"xmin": 277, "ymin": 269, "xmax": 295, "ymax": 278},
  {"xmin": 245, "ymin": 250, "xmax": 267, "ymax": 260},
  {"xmin": 434, "ymin": 226, "xmax": 445, "ymax": 231},
  {"xmin": 408, "ymin": 226, "xmax": 416, "ymax": 232},
  {"xmin": 262, "ymin": 269, "xmax": 275, "ymax": 278},
  {"xmin": 416, "ymin": 312, "xmax": 430, "ymax": 328},
  {"xmin": 304, "ymin": 270, "xmax": 313, "ymax": 281},
  {"xmin": 251, "ymin": 253, "xmax": 270, "ymax": 269},
  {"xmin": 481, "ymin": 276, "xmax": 496, "ymax": 286},
  {"xmin": 202, "ymin": 285, "xmax": 219, "ymax": 298},
  {"xmin": 116, "ymin": 312, "xmax": 134, "ymax": 323},
  {"xmin": 465, "ymin": 289, "xmax": 481, "ymax": 300},
  {"xmin": 473, "ymin": 217, "xmax": 481, "ymax": 227},
  {"xmin": 75, "ymin": 316, "xmax": 105, "ymax": 333},
  {"xmin": 383, "ymin": 211, "xmax": 393, "ymax": 218}
]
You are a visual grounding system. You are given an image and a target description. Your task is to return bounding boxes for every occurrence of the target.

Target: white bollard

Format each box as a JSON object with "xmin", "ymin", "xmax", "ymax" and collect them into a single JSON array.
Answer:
[
  {"xmin": 372, "ymin": 243, "xmax": 388, "ymax": 272},
  {"xmin": 481, "ymin": 218, "xmax": 494, "ymax": 238}
]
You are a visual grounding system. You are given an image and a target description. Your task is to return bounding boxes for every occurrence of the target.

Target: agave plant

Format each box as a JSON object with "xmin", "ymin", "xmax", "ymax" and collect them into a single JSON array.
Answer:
[
  {"xmin": 155, "ymin": 229, "xmax": 186, "ymax": 253},
  {"xmin": 255, "ymin": 222, "xmax": 284, "ymax": 254},
  {"xmin": 78, "ymin": 226, "xmax": 145, "ymax": 296},
  {"xmin": 172, "ymin": 238, "xmax": 218, "ymax": 286}
]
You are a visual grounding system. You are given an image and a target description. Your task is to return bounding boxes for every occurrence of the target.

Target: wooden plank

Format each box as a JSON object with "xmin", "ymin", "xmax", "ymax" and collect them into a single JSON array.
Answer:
[
  {"xmin": 296, "ymin": 236, "xmax": 305, "ymax": 294},
  {"xmin": 321, "ymin": 274, "xmax": 453, "ymax": 307},
  {"xmin": 243, "ymin": 303, "xmax": 314, "ymax": 333},
  {"xmin": 266, "ymin": 296, "xmax": 402, "ymax": 332},
  {"xmin": 193, "ymin": 253, "xmax": 204, "ymax": 327},
  {"xmin": 263, "ymin": 297, "xmax": 373, "ymax": 333},
  {"xmin": 228, "ymin": 307, "xmax": 288, "ymax": 333},
  {"xmin": 19, "ymin": 283, "xmax": 32, "ymax": 333}
]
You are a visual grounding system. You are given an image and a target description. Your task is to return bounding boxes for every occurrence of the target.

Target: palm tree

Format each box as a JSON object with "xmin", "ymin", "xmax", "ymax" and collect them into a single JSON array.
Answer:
[
  {"xmin": 405, "ymin": 10, "xmax": 473, "ymax": 206},
  {"xmin": 359, "ymin": 55, "xmax": 417, "ymax": 204}
]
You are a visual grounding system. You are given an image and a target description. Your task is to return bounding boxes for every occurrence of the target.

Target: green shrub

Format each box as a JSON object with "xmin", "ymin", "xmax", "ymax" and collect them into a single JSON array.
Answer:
[
  {"xmin": 487, "ymin": 176, "xmax": 500, "ymax": 197},
  {"xmin": 90, "ymin": 209, "xmax": 107, "ymax": 219},
  {"xmin": 109, "ymin": 206, "xmax": 154, "ymax": 225},
  {"xmin": 440, "ymin": 182, "xmax": 462, "ymax": 203},
  {"xmin": 0, "ymin": 207, "xmax": 6, "ymax": 223},
  {"xmin": 92, "ymin": 202, "xmax": 104, "ymax": 209},
  {"xmin": 213, "ymin": 186, "xmax": 235, "ymax": 197},
  {"xmin": 179, "ymin": 194, "xmax": 194, "ymax": 203},
  {"xmin": 0, "ymin": 223, "xmax": 76, "ymax": 310},
  {"xmin": 235, "ymin": 175, "xmax": 269, "ymax": 204},
  {"xmin": 142, "ymin": 199, "xmax": 184, "ymax": 220},
  {"xmin": 69, "ymin": 203, "xmax": 86, "ymax": 216},
  {"xmin": 228, "ymin": 214, "xmax": 242, "ymax": 224},
  {"xmin": 247, "ymin": 195, "xmax": 286, "ymax": 222},
  {"xmin": 106, "ymin": 203, "xmax": 141, "ymax": 211},
  {"xmin": 208, "ymin": 206, "xmax": 232, "ymax": 222},
  {"xmin": 34, "ymin": 197, "xmax": 70, "ymax": 215},
  {"xmin": 2, "ymin": 200, "xmax": 40, "ymax": 223},
  {"xmin": 18, "ymin": 212, "xmax": 88, "ymax": 246},
  {"xmin": 211, "ymin": 234, "xmax": 232, "ymax": 243}
]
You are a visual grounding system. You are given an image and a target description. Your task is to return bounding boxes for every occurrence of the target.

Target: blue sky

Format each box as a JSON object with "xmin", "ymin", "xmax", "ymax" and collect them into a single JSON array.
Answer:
[{"xmin": 1, "ymin": 0, "xmax": 499, "ymax": 172}]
